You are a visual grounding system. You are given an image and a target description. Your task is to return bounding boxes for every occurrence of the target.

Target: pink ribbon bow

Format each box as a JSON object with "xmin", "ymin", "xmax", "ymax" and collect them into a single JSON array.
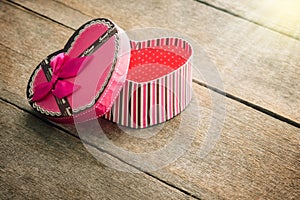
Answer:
[{"xmin": 32, "ymin": 53, "xmax": 90, "ymax": 102}]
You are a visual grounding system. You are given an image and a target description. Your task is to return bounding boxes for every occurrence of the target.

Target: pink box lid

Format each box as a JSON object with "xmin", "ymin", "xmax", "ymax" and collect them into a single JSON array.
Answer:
[{"xmin": 27, "ymin": 18, "xmax": 131, "ymax": 123}]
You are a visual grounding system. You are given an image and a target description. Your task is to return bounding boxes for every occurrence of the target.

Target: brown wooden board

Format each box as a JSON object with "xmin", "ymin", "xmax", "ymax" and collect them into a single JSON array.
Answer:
[
  {"xmin": 1, "ymin": 1, "xmax": 300, "ymax": 199},
  {"xmin": 0, "ymin": 100, "xmax": 195, "ymax": 199},
  {"xmin": 197, "ymin": 0, "xmax": 300, "ymax": 40}
]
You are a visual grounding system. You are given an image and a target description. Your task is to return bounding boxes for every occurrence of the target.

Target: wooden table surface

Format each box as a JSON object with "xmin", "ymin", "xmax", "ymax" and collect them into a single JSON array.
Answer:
[{"xmin": 1, "ymin": 0, "xmax": 299, "ymax": 199}]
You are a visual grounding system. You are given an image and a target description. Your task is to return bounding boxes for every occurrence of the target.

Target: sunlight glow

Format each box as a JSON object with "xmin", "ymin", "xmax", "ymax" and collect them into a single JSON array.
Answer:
[{"xmin": 253, "ymin": 0, "xmax": 300, "ymax": 32}]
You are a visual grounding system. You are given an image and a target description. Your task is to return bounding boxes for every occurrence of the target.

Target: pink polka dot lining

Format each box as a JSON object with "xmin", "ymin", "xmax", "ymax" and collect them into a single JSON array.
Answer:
[{"xmin": 127, "ymin": 48, "xmax": 187, "ymax": 82}]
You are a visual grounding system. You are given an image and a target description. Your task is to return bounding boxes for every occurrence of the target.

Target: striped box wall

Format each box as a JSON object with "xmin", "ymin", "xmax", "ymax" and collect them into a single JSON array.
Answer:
[{"xmin": 104, "ymin": 37, "xmax": 193, "ymax": 128}]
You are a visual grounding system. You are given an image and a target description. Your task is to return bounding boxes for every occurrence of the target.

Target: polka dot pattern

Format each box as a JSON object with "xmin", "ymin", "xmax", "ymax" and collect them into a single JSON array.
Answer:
[{"xmin": 127, "ymin": 48, "xmax": 187, "ymax": 82}]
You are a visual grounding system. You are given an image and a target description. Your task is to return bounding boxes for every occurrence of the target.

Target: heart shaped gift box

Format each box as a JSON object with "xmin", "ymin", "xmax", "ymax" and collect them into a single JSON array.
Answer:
[{"xmin": 26, "ymin": 18, "xmax": 193, "ymax": 128}]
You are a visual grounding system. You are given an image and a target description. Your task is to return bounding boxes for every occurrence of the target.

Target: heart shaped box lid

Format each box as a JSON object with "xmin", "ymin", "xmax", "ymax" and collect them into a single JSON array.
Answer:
[{"xmin": 26, "ymin": 18, "xmax": 131, "ymax": 123}]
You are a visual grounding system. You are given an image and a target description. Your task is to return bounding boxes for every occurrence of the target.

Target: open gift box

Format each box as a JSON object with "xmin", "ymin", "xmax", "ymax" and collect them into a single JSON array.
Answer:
[{"xmin": 26, "ymin": 18, "xmax": 193, "ymax": 128}]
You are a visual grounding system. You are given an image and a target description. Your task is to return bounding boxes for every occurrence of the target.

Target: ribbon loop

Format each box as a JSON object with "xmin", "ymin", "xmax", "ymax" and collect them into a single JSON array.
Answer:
[{"xmin": 32, "ymin": 53, "xmax": 90, "ymax": 102}]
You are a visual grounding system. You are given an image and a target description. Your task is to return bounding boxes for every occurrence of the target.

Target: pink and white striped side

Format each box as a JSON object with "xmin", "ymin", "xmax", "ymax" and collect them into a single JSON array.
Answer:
[{"xmin": 104, "ymin": 37, "xmax": 193, "ymax": 128}]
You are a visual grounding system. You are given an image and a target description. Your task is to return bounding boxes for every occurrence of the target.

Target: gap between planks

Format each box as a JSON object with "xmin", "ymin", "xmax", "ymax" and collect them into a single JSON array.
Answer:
[
  {"xmin": 0, "ymin": 97, "xmax": 201, "ymax": 200},
  {"xmin": 194, "ymin": 0, "xmax": 300, "ymax": 42},
  {"xmin": 5, "ymin": 0, "xmax": 300, "ymax": 129},
  {"xmin": 6, "ymin": 0, "xmax": 74, "ymax": 30},
  {"xmin": 0, "ymin": 99, "xmax": 198, "ymax": 199}
]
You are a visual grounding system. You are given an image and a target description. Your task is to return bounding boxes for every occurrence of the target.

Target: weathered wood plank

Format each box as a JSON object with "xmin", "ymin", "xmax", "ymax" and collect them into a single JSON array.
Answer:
[
  {"xmin": 0, "ymin": 43, "xmax": 219, "ymax": 199},
  {"xmin": 9, "ymin": 0, "xmax": 93, "ymax": 29},
  {"xmin": 0, "ymin": 2, "xmax": 73, "ymax": 61},
  {"xmin": 1, "ymin": 1, "xmax": 300, "ymax": 199},
  {"xmin": 9, "ymin": 0, "xmax": 300, "ymax": 124},
  {"xmin": 0, "ymin": 100, "xmax": 193, "ymax": 200},
  {"xmin": 79, "ymin": 85, "xmax": 300, "ymax": 199},
  {"xmin": 197, "ymin": 0, "xmax": 300, "ymax": 40},
  {"xmin": 3, "ymin": 36, "xmax": 299, "ymax": 199}
]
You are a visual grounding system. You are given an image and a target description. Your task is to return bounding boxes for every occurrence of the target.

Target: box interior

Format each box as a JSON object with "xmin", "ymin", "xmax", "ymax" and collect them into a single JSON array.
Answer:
[{"xmin": 127, "ymin": 44, "xmax": 192, "ymax": 83}]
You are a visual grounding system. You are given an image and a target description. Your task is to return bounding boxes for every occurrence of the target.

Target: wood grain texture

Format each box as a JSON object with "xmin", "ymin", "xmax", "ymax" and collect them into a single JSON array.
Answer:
[
  {"xmin": 2, "ymin": 39, "xmax": 299, "ymax": 199},
  {"xmin": 77, "ymin": 85, "xmax": 300, "ymax": 199},
  {"xmin": 10, "ymin": 0, "xmax": 300, "ymax": 124},
  {"xmin": 1, "ymin": 1, "xmax": 300, "ymax": 199},
  {"xmin": 0, "ymin": 2, "xmax": 73, "ymax": 61},
  {"xmin": 0, "ymin": 100, "xmax": 193, "ymax": 200},
  {"xmin": 198, "ymin": 0, "xmax": 300, "ymax": 40}
]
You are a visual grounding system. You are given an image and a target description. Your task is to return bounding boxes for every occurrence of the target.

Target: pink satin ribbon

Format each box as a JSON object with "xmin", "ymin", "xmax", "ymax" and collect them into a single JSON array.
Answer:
[{"xmin": 32, "ymin": 53, "xmax": 90, "ymax": 102}]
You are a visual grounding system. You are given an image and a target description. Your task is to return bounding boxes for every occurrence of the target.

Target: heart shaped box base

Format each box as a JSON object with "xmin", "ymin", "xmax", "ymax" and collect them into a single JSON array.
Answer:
[{"xmin": 104, "ymin": 38, "xmax": 193, "ymax": 128}]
